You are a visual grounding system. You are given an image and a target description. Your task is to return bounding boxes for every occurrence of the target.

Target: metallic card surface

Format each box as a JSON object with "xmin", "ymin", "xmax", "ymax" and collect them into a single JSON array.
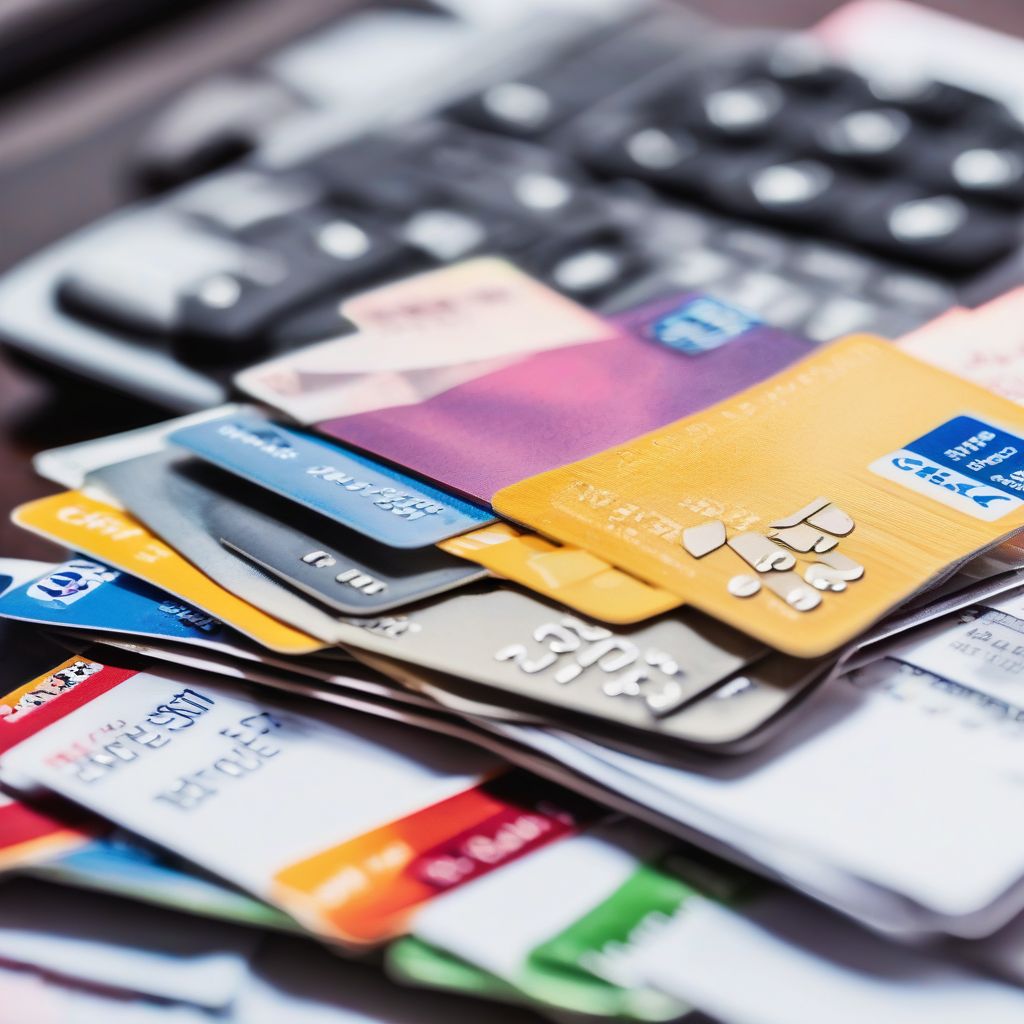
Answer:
[
  {"xmin": 77, "ymin": 464, "xmax": 350, "ymax": 644},
  {"xmin": 170, "ymin": 414, "xmax": 495, "ymax": 549},
  {"xmin": 93, "ymin": 453, "xmax": 487, "ymax": 615},
  {"xmin": 331, "ymin": 587, "xmax": 766, "ymax": 742}
]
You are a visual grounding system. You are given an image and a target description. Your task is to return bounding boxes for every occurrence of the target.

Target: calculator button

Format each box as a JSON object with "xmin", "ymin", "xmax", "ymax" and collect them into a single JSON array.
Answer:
[
  {"xmin": 814, "ymin": 107, "xmax": 915, "ymax": 168},
  {"xmin": 57, "ymin": 212, "xmax": 247, "ymax": 336},
  {"xmin": 841, "ymin": 190, "xmax": 1019, "ymax": 271},
  {"xmin": 865, "ymin": 73, "xmax": 1007, "ymax": 125},
  {"xmin": 525, "ymin": 220, "xmax": 645, "ymax": 301},
  {"xmin": 788, "ymin": 243, "xmax": 874, "ymax": 289},
  {"xmin": 625, "ymin": 127, "xmax": 697, "ymax": 172},
  {"xmin": 176, "ymin": 212, "xmax": 416, "ymax": 360},
  {"xmin": 761, "ymin": 35, "xmax": 853, "ymax": 94},
  {"xmin": 705, "ymin": 269, "xmax": 800, "ymax": 317},
  {"xmin": 549, "ymin": 248, "xmax": 629, "ymax": 296},
  {"xmin": 304, "ymin": 136, "xmax": 437, "ymax": 214},
  {"xmin": 718, "ymin": 228, "xmax": 791, "ymax": 268},
  {"xmin": 173, "ymin": 170, "xmax": 320, "ymax": 233},
  {"xmin": 402, "ymin": 209, "xmax": 489, "ymax": 262},
  {"xmin": 479, "ymin": 82, "xmax": 555, "ymax": 132},
  {"xmin": 134, "ymin": 74, "xmax": 300, "ymax": 189},
  {"xmin": 657, "ymin": 248, "xmax": 736, "ymax": 289},
  {"xmin": 871, "ymin": 272, "xmax": 956, "ymax": 311},
  {"xmin": 918, "ymin": 140, "xmax": 1024, "ymax": 205},
  {"xmin": 708, "ymin": 155, "xmax": 858, "ymax": 230},
  {"xmin": 801, "ymin": 295, "xmax": 879, "ymax": 341},
  {"xmin": 953, "ymin": 148, "xmax": 1024, "ymax": 192},
  {"xmin": 693, "ymin": 79, "xmax": 787, "ymax": 141},
  {"xmin": 749, "ymin": 160, "xmax": 835, "ymax": 206},
  {"xmin": 449, "ymin": 11, "xmax": 699, "ymax": 138},
  {"xmin": 574, "ymin": 116, "xmax": 711, "ymax": 194}
]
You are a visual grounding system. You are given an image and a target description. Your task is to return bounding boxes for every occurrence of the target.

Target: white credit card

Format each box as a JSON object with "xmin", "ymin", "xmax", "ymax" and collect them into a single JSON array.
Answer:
[
  {"xmin": 0, "ymin": 657, "xmax": 494, "ymax": 943},
  {"xmin": 637, "ymin": 893, "xmax": 1024, "ymax": 1024},
  {"xmin": 510, "ymin": 659, "xmax": 1024, "ymax": 935}
]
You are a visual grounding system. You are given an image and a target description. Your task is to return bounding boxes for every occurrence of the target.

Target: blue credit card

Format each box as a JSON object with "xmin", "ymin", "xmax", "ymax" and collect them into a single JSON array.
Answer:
[
  {"xmin": 169, "ymin": 413, "xmax": 496, "ymax": 549},
  {"xmin": 0, "ymin": 556, "xmax": 243, "ymax": 647}
]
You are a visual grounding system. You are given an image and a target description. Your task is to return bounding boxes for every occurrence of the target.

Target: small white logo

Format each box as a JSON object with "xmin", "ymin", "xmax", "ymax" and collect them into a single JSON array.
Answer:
[{"xmin": 869, "ymin": 450, "xmax": 1022, "ymax": 521}]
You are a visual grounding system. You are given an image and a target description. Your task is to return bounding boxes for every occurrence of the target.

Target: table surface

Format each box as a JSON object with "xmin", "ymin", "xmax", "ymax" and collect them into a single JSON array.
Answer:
[{"xmin": 3, "ymin": 0, "xmax": 1024, "ymax": 564}]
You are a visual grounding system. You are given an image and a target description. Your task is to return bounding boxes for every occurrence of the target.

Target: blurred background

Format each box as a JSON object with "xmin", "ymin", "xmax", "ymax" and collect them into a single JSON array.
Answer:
[{"xmin": 2, "ymin": 0, "xmax": 1023, "ymax": 549}]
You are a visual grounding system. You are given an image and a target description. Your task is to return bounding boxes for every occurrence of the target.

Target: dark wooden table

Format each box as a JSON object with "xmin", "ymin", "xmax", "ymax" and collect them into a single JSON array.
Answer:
[{"xmin": 3, "ymin": 0, "xmax": 1024, "ymax": 563}]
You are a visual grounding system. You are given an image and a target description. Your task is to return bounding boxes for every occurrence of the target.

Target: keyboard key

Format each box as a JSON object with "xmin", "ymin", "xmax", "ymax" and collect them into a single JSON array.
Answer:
[{"xmin": 449, "ymin": 10, "xmax": 699, "ymax": 138}]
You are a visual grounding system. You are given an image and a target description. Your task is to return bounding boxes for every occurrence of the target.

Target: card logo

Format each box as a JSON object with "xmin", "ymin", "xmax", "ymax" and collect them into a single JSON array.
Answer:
[
  {"xmin": 869, "ymin": 415, "xmax": 1024, "ymax": 520},
  {"xmin": 26, "ymin": 559, "xmax": 120, "ymax": 609},
  {"xmin": 646, "ymin": 297, "xmax": 759, "ymax": 355}
]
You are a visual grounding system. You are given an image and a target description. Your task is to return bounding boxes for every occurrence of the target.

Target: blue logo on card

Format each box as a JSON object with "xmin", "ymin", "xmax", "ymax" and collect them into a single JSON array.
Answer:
[
  {"xmin": 869, "ymin": 415, "xmax": 1024, "ymax": 520},
  {"xmin": 647, "ymin": 297, "xmax": 760, "ymax": 355}
]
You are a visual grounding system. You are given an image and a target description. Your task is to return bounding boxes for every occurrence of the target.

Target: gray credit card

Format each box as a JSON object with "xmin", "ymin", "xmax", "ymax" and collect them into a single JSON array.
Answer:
[
  {"xmin": 332, "ymin": 587, "xmax": 767, "ymax": 743},
  {"xmin": 92, "ymin": 453, "xmax": 487, "ymax": 616}
]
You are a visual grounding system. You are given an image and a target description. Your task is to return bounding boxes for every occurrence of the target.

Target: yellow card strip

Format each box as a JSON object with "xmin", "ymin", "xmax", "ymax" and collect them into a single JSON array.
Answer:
[
  {"xmin": 11, "ymin": 491, "xmax": 324, "ymax": 655},
  {"xmin": 438, "ymin": 523, "xmax": 682, "ymax": 624},
  {"xmin": 495, "ymin": 336, "xmax": 1024, "ymax": 657}
]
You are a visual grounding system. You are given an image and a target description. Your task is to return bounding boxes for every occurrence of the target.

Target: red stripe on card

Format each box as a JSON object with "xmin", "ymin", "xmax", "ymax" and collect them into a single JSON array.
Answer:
[
  {"xmin": 0, "ymin": 663, "xmax": 137, "ymax": 756},
  {"xmin": 0, "ymin": 799, "xmax": 81, "ymax": 849}
]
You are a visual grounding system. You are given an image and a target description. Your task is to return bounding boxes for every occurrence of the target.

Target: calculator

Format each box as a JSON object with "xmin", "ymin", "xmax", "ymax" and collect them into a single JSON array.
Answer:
[{"xmin": 0, "ymin": 0, "xmax": 1021, "ymax": 410}]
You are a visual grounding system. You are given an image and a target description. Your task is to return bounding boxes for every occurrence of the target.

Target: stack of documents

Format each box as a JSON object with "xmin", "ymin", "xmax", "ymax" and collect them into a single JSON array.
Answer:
[{"xmin": 5, "ymin": 258, "xmax": 1024, "ymax": 1022}]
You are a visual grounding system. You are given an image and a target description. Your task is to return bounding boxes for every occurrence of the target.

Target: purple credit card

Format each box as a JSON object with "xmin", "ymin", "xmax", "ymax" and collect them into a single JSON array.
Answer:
[{"xmin": 316, "ymin": 294, "xmax": 816, "ymax": 503}]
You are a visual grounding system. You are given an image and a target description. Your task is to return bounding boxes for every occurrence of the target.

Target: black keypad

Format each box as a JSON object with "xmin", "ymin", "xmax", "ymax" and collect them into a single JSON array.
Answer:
[{"xmin": 22, "ymin": 12, "xmax": 1024, "ymax": 410}]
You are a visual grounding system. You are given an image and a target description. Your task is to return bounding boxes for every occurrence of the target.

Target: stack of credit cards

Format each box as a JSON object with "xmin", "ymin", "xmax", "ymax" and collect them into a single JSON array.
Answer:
[{"xmin": 7, "ymin": 257, "xmax": 1024, "ymax": 1021}]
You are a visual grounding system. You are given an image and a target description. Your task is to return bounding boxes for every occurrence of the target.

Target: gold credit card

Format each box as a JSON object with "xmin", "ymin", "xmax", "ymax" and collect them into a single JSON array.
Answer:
[{"xmin": 495, "ymin": 336, "xmax": 1024, "ymax": 656}]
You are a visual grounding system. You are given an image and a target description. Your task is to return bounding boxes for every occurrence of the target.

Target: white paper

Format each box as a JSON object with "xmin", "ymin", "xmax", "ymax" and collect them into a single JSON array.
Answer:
[
  {"xmin": 639, "ymin": 894, "xmax": 1024, "ymax": 1024},
  {"xmin": 574, "ymin": 667, "xmax": 1024, "ymax": 926}
]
